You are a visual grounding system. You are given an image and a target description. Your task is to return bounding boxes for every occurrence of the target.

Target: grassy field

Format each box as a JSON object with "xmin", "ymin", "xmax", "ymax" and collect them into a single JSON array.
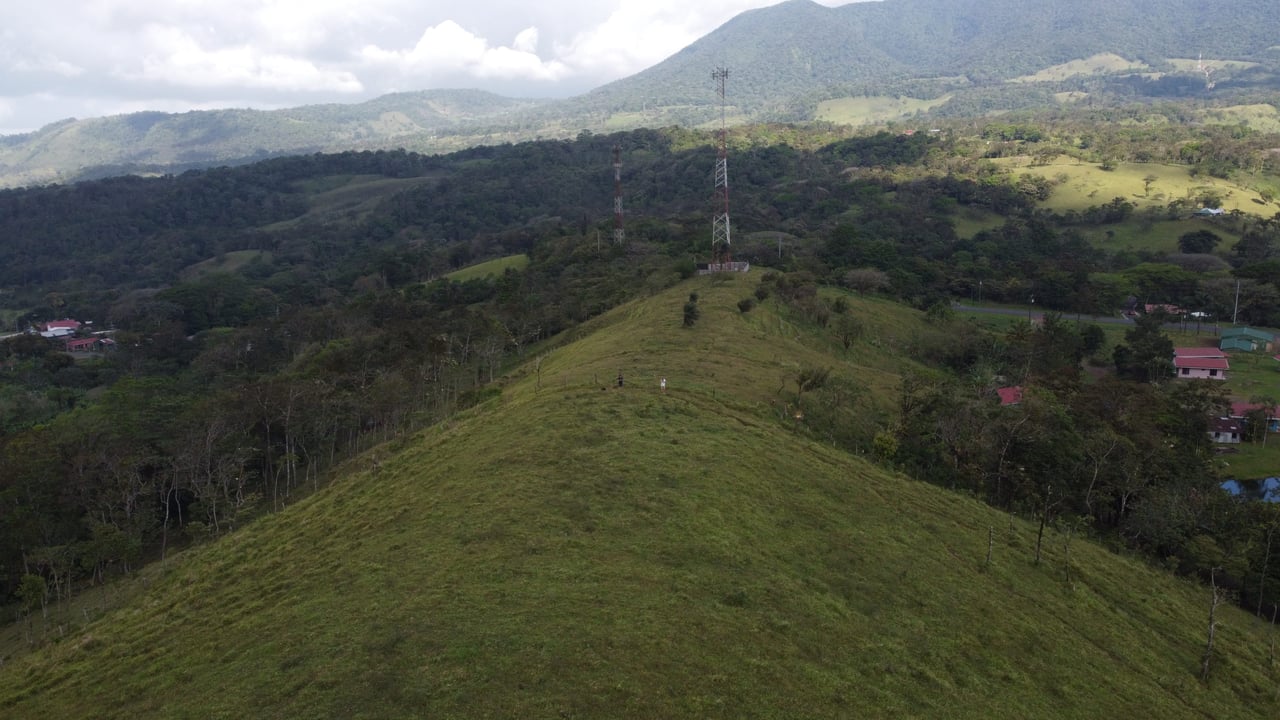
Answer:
[
  {"xmin": 445, "ymin": 253, "xmax": 530, "ymax": 282},
  {"xmin": 259, "ymin": 174, "xmax": 436, "ymax": 231},
  {"xmin": 1199, "ymin": 104, "xmax": 1280, "ymax": 133},
  {"xmin": 3, "ymin": 276, "xmax": 1279, "ymax": 718},
  {"xmin": 1010, "ymin": 53, "xmax": 1149, "ymax": 83},
  {"xmin": 1083, "ymin": 217, "xmax": 1243, "ymax": 254},
  {"xmin": 815, "ymin": 95, "xmax": 951, "ymax": 126},
  {"xmin": 180, "ymin": 250, "xmax": 272, "ymax": 280},
  {"xmin": 992, "ymin": 158, "xmax": 1267, "ymax": 214}
]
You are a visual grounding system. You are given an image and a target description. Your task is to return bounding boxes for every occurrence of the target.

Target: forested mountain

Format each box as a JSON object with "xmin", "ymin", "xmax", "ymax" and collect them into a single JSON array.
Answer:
[
  {"xmin": 4, "ymin": 0, "xmax": 1280, "ymax": 188},
  {"xmin": 0, "ymin": 90, "xmax": 545, "ymax": 189}
]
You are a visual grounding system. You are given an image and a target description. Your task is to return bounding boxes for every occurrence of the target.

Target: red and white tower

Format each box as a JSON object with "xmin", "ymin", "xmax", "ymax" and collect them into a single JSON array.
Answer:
[
  {"xmin": 613, "ymin": 145, "xmax": 625, "ymax": 245},
  {"xmin": 711, "ymin": 67, "xmax": 732, "ymax": 262}
]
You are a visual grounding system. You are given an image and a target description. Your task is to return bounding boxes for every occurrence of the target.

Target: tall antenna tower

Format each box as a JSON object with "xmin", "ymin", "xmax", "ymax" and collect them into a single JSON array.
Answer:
[
  {"xmin": 711, "ymin": 67, "xmax": 731, "ymax": 262},
  {"xmin": 612, "ymin": 145, "xmax": 625, "ymax": 245}
]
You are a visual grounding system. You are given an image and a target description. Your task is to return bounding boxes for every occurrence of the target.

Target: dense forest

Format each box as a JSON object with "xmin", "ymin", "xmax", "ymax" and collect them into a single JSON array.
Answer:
[{"xmin": 6, "ymin": 118, "xmax": 1280, "ymax": 625}]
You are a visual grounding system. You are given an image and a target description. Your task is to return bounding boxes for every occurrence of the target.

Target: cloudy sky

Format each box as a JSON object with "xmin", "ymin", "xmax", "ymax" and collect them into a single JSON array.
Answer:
[{"xmin": 0, "ymin": 0, "xmax": 851, "ymax": 135}]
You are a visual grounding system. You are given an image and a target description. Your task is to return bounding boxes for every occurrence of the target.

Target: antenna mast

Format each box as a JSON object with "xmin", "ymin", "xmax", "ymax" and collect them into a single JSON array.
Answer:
[
  {"xmin": 711, "ymin": 67, "xmax": 731, "ymax": 262},
  {"xmin": 612, "ymin": 145, "xmax": 625, "ymax": 245}
]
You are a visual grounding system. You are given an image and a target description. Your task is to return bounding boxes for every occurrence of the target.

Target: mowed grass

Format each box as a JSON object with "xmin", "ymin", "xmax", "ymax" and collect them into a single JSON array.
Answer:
[
  {"xmin": 815, "ymin": 95, "xmax": 951, "ymax": 126},
  {"xmin": 2, "ymin": 276, "xmax": 1279, "ymax": 718},
  {"xmin": 1010, "ymin": 53, "xmax": 1150, "ymax": 83},
  {"xmin": 445, "ymin": 253, "xmax": 530, "ymax": 282}
]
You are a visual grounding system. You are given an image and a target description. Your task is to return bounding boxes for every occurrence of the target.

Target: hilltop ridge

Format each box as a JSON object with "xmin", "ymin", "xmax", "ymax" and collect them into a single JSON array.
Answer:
[{"xmin": 1, "ymin": 274, "xmax": 1276, "ymax": 718}]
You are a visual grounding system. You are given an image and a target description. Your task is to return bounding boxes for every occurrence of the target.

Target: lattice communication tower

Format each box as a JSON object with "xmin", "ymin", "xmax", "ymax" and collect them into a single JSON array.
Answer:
[
  {"xmin": 613, "ymin": 145, "xmax": 625, "ymax": 245},
  {"xmin": 711, "ymin": 67, "xmax": 731, "ymax": 262}
]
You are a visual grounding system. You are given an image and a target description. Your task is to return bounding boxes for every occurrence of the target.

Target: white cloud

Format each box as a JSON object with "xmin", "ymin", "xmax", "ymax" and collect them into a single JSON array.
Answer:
[
  {"xmin": 512, "ymin": 27, "xmax": 540, "ymax": 55},
  {"xmin": 0, "ymin": 1, "xmax": 853, "ymax": 133},
  {"xmin": 11, "ymin": 55, "xmax": 85, "ymax": 77},
  {"xmin": 131, "ymin": 24, "xmax": 363, "ymax": 92},
  {"xmin": 361, "ymin": 20, "xmax": 568, "ymax": 83}
]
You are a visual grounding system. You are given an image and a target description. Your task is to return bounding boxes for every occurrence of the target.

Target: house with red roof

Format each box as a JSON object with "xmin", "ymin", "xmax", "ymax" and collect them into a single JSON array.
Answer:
[
  {"xmin": 1173, "ymin": 347, "xmax": 1229, "ymax": 380},
  {"xmin": 1230, "ymin": 401, "xmax": 1280, "ymax": 433},
  {"xmin": 64, "ymin": 337, "xmax": 99, "ymax": 353},
  {"xmin": 1174, "ymin": 356, "xmax": 1228, "ymax": 380},
  {"xmin": 39, "ymin": 319, "xmax": 81, "ymax": 338}
]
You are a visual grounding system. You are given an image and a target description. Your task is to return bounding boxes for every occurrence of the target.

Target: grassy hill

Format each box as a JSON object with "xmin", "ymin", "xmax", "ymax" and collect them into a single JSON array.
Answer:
[{"xmin": 2, "ymin": 274, "xmax": 1278, "ymax": 718}]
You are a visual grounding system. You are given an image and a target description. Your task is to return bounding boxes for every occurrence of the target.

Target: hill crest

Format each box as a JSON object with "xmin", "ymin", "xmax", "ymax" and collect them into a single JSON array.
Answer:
[{"xmin": 2, "ymin": 274, "xmax": 1277, "ymax": 718}]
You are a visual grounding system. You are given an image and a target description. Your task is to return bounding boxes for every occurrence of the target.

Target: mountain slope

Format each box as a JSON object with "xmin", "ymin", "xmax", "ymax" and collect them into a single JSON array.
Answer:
[
  {"xmin": 1, "ymin": 274, "xmax": 1276, "ymax": 718},
  {"xmin": 6, "ymin": 0, "xmax": 1280, "ymax": 188},
  {"xmin": 576, "ymin": 0, "xmax": 1280, "ymax": 116},
  {"xmin": 0, "ymin": 90, "xmax": 543, "ymax": 188}
]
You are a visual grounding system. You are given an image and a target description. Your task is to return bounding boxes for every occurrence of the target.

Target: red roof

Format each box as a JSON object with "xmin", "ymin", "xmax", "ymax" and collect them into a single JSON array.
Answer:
[
  {"xmin": 64, "ymin": 337, "xmax": 96, "ymax": 350},
  {"xmin": 1231, "ymin": 401, "xmax": 1280, "ymax": 418},
  {"xmin": 1174, "ymin": 357, "xmax": 1229, "ymax": 370},
  {"xmin": 1174, "ymin": 346, "xmax": 1226, "ymax": 358},
  {"xmin": 996, "ymin": 386, "xmax": 1024, "ymax": 405}
]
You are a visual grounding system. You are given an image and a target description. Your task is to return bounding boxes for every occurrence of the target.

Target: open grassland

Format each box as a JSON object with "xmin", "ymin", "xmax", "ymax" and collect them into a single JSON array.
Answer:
[
  {"xmin": 260, "ymin": 174, "xmax": 436, "ymax": 231},
  {"xmin": 1218, "ymin": 441, "xmax": 1280, "ymax": 481},
  {"xmin": 815, "ymin": 95, "xmax": 951, "ymax": 126},
  {"xmin": 445, "ymin": 254, "xmax": 530, "ymax": 282},
  {"xmin": 2, "ymin": 276, "xmax": 1279, "ymax": 719},
  {"xmin": 180, "ymin": 250, "xmax": 272, "ymax": 280},
  {"xmin": 1199, "ymin": 104, "xmax": 1280, "ymax": 133},
  {"xmin": 993, "ymin": 158, "xmax": 1267, "ymax": 214},
  {"xmin": 1010, "ymin": 53, "xmax": 1149, "ymax": 83},
  {"xmin": 1168, "ymin": 59, "xmax": 1262, "ymax": 73},
  {"xmin": 1084, "ymin": 217, "xmax": 1243, "ymax": 255}
]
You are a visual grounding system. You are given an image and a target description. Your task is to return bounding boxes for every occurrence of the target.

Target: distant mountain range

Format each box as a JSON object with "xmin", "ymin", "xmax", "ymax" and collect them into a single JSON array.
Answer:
[{"xmin": 4, "ymin": 0, "xmax": 1280, "ymax": 188}]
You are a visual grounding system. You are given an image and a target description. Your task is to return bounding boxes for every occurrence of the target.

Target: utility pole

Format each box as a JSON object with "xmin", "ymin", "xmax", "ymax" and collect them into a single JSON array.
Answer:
[{"xmin": 1233, "ymin": 279, "xmax": 1241, "ymax": 325}]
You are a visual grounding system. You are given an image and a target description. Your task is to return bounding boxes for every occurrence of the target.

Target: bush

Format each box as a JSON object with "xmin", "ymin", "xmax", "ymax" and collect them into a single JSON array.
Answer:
[
  {"xmin": 738, "ymin": 297, "xmax": 756, "ymax": 313},
  {"xmin": 683, "ymin": 301, "xmax": 700, "ymax": 327},
  {"xmin": 754, "ymin": 285, "xmax": 771, "ymax": 301}
]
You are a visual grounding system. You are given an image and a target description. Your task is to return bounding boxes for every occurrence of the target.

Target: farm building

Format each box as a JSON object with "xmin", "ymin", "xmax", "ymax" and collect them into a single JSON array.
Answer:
[{"xmin": 1220, "ymin": 327, "xmax": 1274, "ymax": 353}]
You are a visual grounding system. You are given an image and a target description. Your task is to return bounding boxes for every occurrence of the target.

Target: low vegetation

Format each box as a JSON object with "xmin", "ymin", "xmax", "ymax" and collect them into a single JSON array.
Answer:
[{"xmin": 3, "ymin": 277, "xmax": 1279, "ymax": 718}]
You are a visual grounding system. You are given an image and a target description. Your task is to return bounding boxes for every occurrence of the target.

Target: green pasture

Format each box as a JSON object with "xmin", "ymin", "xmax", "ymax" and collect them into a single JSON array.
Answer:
[
  {"xmin": 4, "ymin": 276, "xmax": 1280, "ymax": 718},
  {"xmin": 1083, "ymin": 217, "xmax": 1243, "ymax": 254},
  {"xmin": 1010, "ymin": 53, "xmax": 1150, "ymax": 83},
  {"xmin": 444, "ymin": 253, "xmax": 530, "ymax": 282},
  {"xmin": 815, "ymin": 94, "xmax": 951, "ymax": 126},
  {"xmin": 180, "ymin": 250, "xmax": 272, "ymax": 280},
  {"xmin": 1199, "ymin": 104, "xmax": 1280, "ymax": 133},
  {"xmin": 993, "ymin": 158, "xmax": 1267, "ymax": 214}
]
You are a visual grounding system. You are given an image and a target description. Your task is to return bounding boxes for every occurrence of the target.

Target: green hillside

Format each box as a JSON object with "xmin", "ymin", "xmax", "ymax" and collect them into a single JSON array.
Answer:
[{"xmin": 2, "ymin": 274, "xmax": 1276, "ymax": 718}]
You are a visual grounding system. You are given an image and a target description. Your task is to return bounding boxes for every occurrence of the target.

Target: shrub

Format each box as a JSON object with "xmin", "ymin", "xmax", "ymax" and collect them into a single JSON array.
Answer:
[
  {"xmin": 738, "ymin": 297, "xmax": 756, "ymax": 313},
  {"xmin": 754, "ymin": 285, "xmax": 771, "ymax": 301},
  {"xmin": 683, "ymin": 302, "xmax": 700, "ymax": 327}
]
